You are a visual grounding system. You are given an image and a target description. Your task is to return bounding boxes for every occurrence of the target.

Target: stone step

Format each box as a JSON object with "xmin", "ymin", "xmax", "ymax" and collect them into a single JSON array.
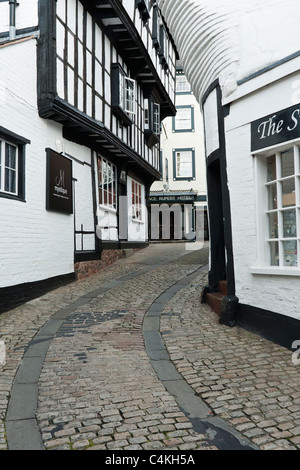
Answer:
[{"xmin": 206, "ymin": 291, "xmax": 224, "ymax": 317}]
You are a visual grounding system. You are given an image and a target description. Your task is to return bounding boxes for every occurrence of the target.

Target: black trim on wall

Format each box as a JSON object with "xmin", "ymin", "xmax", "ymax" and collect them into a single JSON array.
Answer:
[
  {"xmin": 215, "ymin": 85, "xmax": 235, "ymax": 297},
  {"xmin": 237, "ymin": 303, "xmax": 300, "ymax": 351},
  {"xmin": 0, "ymin": 273, "xmax": 75, "ymax": 315},
  {"xmin": 37, "ymin": 0, "xmax": 57, "ymax": 105},
  {"xmin": 201, "ymin": 81, "xmax": 236, "ymax": 297}
]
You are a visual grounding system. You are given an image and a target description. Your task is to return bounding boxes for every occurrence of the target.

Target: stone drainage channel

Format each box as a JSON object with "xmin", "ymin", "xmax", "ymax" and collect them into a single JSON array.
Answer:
[{"xmin": 5, "ymin": 260, "xmax": 257, "ymax": 451}]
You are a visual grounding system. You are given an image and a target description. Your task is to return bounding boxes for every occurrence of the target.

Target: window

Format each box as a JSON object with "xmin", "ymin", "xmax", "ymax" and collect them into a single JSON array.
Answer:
[
  {"xmin": 1, "ymin": 142, "xmax": 17, "ymax": 195},
  {"xmin": 176, "ymin": 72, "xmax": 192, "ymax": 94},
  {"xmin": 173, "ymin": 149, "xmax": 195, "ymax": 180},
  {"xmin": 111, "ymin": 64, "xmax": 136, "ymax": 126},
  {"xmin": 152, "ymin": 6, "xmax": 169, "ymax": 71},
  {"xmin": 263, "ymin": 147, "xmax": 300, "ymax": 268},
  {"xmin": 144, "ymin": 97, "xmax": 160, "ymax": 147},
  {"xmin": 132, "ymin": 179, "xmax": 142, "ymax": 221},
  {"xmin": 98, "ymin": 156, "xmax": 117, "ymax": 210},
  {"xmin": 0, "ymin": 128, "xmax": 28, "ymax": 201},
  {"xmin": 159, "ymin": 24, "xmax": 169, "ymax": 70},
  {"xmin": 173, "ymin": 106, "xmax": 194, "ymax": 132}
]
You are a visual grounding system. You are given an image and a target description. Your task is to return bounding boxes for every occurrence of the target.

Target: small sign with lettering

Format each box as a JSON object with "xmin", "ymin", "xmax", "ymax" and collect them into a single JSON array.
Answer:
[
  {"xmin": 251, "ymin": 103, "xmax": 300, "ymax": 151},
  {"xmin": 46, "ymin": 149, "xmax": 73, "ymax": 214}
]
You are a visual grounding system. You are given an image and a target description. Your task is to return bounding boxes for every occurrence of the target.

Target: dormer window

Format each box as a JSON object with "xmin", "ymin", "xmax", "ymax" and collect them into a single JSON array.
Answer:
[
  {"xmin": 111, "ymin": 64, "xmax": 136, "ymax": 126},
  {"xmin": 136, "ymin": 0, "xmax": 151, "ymax": 23}
]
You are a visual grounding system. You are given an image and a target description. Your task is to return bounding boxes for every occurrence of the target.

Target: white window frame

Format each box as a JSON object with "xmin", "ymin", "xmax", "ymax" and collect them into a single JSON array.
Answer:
[
  {"xmin": 121, "ymin": 73, "xmax": 135, "ymax": 118},
  {"xmin": 144, "ymin": 98, "xmax": 160, "ymax": 135},
  {"xmin": 98, "ymin": 156, "xmax": 118, "ymax": 211},
  {"xmin": 153, "ymin": 102, "xmax": 160, "ymax": 135},
  {"xmin": 0, "ymin": 139, "xmax": 18, "ymax": 196},
  {"xmin": 252, "ymin": 142, "xmax": 300, "ymax": 276},
  {"xmin": 176, "ymin": 73, "xmax": 192, "ymax": 94},
  {"xmin": 173, "ymin": 148, "xmax": 195, "ymax": 180},
  {"xmin": 131, "ymin": 179, "xmax": 143, "ymax": 221},
  {"xmin": 173, "ymin": 106, "xmax": 194, "ymax": 133}
]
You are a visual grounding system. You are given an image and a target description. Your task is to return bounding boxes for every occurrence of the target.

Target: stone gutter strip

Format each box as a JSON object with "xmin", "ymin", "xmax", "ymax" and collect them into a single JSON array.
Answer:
[{"xmin": 143, "ymin": 265, "xmax": 258, "ymax": 451}]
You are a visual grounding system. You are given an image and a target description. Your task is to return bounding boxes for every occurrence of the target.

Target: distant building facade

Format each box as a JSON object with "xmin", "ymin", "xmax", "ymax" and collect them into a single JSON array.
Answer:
[{"xmin": 149, "ymin": 65, "xmax": 207, "ymax": 242}]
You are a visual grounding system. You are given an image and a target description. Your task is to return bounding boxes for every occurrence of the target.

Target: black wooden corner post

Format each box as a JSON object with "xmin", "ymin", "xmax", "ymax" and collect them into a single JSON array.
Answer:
[
  {"xmin": 37, "ymin": 0, "xmax": 57, "ymax": 117},
  {"xmin": 202, "ymin": 81, "xmax": 238, "ymax": 327}
]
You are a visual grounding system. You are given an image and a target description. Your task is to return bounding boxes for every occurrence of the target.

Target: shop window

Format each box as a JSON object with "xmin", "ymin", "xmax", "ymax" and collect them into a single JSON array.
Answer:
[
  {"xmin": 144, "ymin": 97, "xmax": 160, "ymax": 147},
  {"xmin": 173, "ymin": 106, "xmax": 194, "ymax": 133},
  {"xmin": 98, "ymin": 156, "xmax": 117, "ymax": 210},
  {"xmin": 263, "ymin": 146, "xmax": 300, "ymax": 267},
  {"xmin": 173, "ymin": 148, "xmax": 195, "ymax": 180},
  {"xmin": 0, "ymin": 127, "xmax": 29, "ymax": 201},
  {"xmin": 111, "ymin": 63, "xmax": 136, "ymax": 126},
  {"xmin": 132, "ymin": 179, "xmax": 142, "ymax": 221}
]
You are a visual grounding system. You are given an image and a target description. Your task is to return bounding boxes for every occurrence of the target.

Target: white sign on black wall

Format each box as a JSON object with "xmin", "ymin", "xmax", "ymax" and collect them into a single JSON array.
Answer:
[
  {"xmin": 251, "ymin": 103, "xmax": 300, "ymax": 151},
  {"xmin": 46, "ymin": 149, "xmax": 73, "ymax": 214}
]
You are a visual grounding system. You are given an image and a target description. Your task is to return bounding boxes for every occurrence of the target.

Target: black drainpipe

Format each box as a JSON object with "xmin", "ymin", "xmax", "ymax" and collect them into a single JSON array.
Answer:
[{"xmin": 9, "ymin": 1, "xmax": 18, "ymax": 40}]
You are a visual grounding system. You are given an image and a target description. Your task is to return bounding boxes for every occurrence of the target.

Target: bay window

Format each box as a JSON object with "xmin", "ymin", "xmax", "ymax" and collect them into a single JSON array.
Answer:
[
  {"xmin": 144, "ymin": 97, "xmax": 160, "ymax": 146},
  {"xmin": 111, "ymin": 64, "xmax": 136, "ymax": 126}
]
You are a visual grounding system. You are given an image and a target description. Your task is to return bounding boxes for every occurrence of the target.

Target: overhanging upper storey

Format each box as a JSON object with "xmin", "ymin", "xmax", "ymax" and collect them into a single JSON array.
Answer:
[
  {"xmin": 37, "ymin": 0, "xmax": 178, "ymax": 120},
  {"xmin": 37, "ymin": 0, "xmax": 178, "ymax": 179}
]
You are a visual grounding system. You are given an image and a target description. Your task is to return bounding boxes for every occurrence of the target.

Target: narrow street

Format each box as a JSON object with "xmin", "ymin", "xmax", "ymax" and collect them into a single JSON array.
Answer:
[{"xmin": 0, "ymin": 243, "xmax": 299, "ymax": 452}]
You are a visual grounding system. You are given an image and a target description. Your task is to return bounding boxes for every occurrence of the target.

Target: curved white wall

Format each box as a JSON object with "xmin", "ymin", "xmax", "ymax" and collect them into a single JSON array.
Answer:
[{"xmin": 158, "ymin": 0, "xmax": 300, "ymax": 102}]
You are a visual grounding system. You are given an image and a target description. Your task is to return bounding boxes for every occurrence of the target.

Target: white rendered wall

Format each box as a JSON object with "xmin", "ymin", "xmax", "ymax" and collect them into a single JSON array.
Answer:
[
  {"xmin": 0, "ymin": 38, "xmax": 95, "ymax": 288},
  {"xmin": 0, "ymin": 0, "xmax": 38, "ymax": 34},
  {"xmin": 225, "ymin": 69, "xmax": 300, "ymax": 321}
]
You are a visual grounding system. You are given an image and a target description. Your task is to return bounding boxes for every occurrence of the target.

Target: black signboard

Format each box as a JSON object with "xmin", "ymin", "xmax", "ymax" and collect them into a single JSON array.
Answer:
[
  {"xmin": 251, "ymin": 103, "xmax": 300, "ymax": 151},
  {"xmin": 46, "ymin": 149, "xmax": 73, "ymax": 214}
]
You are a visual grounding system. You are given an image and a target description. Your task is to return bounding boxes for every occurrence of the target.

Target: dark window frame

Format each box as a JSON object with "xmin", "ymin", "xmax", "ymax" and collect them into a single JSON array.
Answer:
[
  {"xmin": 144, "ymin": 96, "xmax": 160, "ymax": 147},
  {"xmin": 0, "ymin": 126, "xmax": 29, "ymax": 202},
  {"xmin": 172, "ymin": 105, "xmax": 195, "ymax": 133},
  {"xmin": 172, "ymin": 148, "xmax": 196, "ymax": 181}
]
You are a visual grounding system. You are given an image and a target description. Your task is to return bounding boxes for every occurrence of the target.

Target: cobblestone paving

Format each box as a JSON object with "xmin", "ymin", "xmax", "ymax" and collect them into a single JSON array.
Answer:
[
  {"xmin": 160, "ymin": 273, "xmax": 300, "ymax": 450},
  {"xmin": 1, "ymin": 242, "xmax": 300, "ymax": 451}
]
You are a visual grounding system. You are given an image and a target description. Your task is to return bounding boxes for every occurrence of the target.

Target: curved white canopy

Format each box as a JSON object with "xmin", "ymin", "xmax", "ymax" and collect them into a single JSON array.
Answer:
[{"xmin": 158, "ymin": 0, "xmax": 300, "ymax": 103}]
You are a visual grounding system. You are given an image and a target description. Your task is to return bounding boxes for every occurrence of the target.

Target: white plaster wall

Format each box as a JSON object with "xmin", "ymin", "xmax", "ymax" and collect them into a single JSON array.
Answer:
[
  {"xmin": 0, "ymin": 38, "xmax": 95, "ymax": 287},
  {"xmin": 225, "ymin": 69, "xmax": 300, "ymax": 320},
  {"xmin": 0, "ymin": 0, "xmax": 38, "ymax": 34},
  {"xmin": 203, "ymin": 88, "xmax": 219, "ymax": 157}
]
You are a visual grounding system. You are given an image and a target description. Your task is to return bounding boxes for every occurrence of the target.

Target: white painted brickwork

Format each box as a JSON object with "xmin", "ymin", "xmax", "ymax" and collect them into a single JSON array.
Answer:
[
  {"xmin": 0, "ymin": 38, "xmax": 94, "ymax": 288},
  {"xmin": 158, "ymin": 0, "xmax": 300, "ymax": 321},
  {"xmin": 0, "ymin": 0, "xmax": 38, "ymax": 34},
  {"xmin": 226, "ymin": 71, "xmax": 300, "ymax": 321}
]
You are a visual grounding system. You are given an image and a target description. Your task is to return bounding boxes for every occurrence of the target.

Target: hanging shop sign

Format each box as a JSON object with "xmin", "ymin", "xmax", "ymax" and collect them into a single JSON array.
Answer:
[
  {"xmin": 46, "ymin": 149, "xmax": 73, "ymax": 214},
  {"xmin": 251, "ymin": 103, "xmax": 300, "ymax": 151}
]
